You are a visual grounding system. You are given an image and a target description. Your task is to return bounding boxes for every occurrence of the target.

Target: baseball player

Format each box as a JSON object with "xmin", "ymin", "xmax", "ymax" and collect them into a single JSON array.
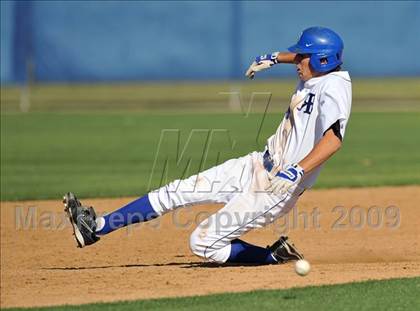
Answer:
[{"xmin": 64, "ymin": 27, "xmax": 351, "ymax": 265}]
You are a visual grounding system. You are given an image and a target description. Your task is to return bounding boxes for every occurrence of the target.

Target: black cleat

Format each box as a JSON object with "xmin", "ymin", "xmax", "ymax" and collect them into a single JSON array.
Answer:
[
  {"xmin": 268, "ymin": 236, "xmax": 303, "ymax": 264},
  {"xmin": 63, "ymin": 192, "xmax": 100, "ymax": 248}
]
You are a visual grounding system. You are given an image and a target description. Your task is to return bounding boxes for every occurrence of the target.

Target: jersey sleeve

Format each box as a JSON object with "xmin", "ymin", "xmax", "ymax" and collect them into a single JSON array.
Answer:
[{"xmin": 317, "ymin": 78, "xmax": 352, "ymax": 140}]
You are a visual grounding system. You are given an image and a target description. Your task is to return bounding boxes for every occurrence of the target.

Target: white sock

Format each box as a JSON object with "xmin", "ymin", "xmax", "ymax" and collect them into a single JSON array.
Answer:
[{"xmin": 95, "ymin": 216, "xmax": 105, "ymax": 232}]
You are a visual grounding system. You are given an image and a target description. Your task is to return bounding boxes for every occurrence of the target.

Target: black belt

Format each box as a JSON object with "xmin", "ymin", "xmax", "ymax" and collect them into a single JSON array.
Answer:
[{"xmin": 263, "ymin": 150, "xmax": 274, "ymax": 172}]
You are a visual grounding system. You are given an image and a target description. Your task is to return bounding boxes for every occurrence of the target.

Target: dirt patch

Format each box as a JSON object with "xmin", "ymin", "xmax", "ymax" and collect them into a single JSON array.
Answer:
[{"xmin": 1, "ymin": 186, "xmax": 419, "ymax": 308}]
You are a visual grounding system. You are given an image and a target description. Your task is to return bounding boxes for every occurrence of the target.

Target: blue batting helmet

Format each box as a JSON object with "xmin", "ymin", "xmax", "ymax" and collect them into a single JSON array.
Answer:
[{"xmin": 288, "ymin": 27, "xmax": 344, "ymax": 73}]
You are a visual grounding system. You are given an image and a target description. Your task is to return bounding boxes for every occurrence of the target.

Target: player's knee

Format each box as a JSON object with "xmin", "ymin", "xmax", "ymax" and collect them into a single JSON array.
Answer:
[
  {"xmin": 189, "ymin": 228, "xmax": 230, "ymax": 264},
  {"xmin": 189, "ymin": 229, "xmax": 206, "ymax": 258},
  {"xmin": 189, "ymin": 228, "xmax": 218, "ymax": 261}
]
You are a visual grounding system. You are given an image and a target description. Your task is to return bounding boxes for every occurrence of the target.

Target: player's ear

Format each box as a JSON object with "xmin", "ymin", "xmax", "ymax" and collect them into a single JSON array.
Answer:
[{"xmin": 320, "ymin": 57, "xmax": 328, "ymax": 65}]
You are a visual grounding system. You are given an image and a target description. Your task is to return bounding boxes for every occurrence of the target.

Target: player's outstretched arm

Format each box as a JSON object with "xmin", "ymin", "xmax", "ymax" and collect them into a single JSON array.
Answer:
[
  {"xmin": 245, "ymin": 52, "xmax": 296, "ymax": 79},
  {"xmin": 298, "ymin": 128, "xmax": 342, "ymax": 174},
  {"xmin": 276, "ymin": 52, "xmax": 297, "ymax": 64}
]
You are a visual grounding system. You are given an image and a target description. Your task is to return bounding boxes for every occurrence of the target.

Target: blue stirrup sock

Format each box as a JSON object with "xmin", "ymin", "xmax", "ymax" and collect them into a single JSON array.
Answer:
[
  {"xmin": 96, "ymin": 194, "xmax": 158, "ymax": 235},
  {"xmin": 227, "ymin": 239, "xmax": 277, "ymax": 264}
]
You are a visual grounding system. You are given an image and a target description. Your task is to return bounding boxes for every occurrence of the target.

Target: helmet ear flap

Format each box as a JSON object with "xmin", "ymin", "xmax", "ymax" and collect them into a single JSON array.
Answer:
[
  {"xmin": 309, "ymin": 52, "xmax": 343, "ymax": 73},
  {"xmin": 309, "ymin": 53, "xmax": 323, "ymax": 72}
]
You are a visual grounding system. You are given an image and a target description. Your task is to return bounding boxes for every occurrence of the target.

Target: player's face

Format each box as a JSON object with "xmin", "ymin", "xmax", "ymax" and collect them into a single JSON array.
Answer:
[{"xmin": 295, "ymin": 54, "xmax": 318, "ymax": 81}]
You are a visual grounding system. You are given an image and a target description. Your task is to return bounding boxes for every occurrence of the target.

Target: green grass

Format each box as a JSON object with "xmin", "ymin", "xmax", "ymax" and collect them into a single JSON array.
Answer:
[
  {"xmin": 2, "ymin": 78, "xmax": 420, "ymax": 112},
  {"xmin": 5, "ymin": 277, "xmax": 420, "ymax": 311},
  {"xmin": 1, "ymin": 111, "xmax": 420, "ymax": 201},
  {"xmin": 2, "ymin": 79, "xmax": 420, "ymax": 200}
]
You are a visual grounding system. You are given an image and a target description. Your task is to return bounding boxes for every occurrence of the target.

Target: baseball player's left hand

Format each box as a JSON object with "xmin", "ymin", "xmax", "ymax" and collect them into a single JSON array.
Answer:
[
  {"xmin": 245, "ymin": 52, "xmax": 279, "ymax": 79},
  {"xmin": 266, "ymin": 164, "xmax": 304, "ymax": 196}
]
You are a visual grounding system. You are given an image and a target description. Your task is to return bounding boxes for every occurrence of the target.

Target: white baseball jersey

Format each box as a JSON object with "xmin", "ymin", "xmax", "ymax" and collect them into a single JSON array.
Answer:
[{"xmin": 267, "ymin": 71, "xmax": 352, "ymax": 189}]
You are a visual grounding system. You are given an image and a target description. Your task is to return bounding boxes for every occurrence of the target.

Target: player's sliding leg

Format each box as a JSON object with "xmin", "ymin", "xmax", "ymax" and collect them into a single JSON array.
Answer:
[
  {"xmin": 188, "ymin": 156, "xmax": 304, "ymax": 265},
  {"xmin": 189, "ymin": 190, "xmax": 304, "ymax": 265},
  {"xmin": 63, "ymin": 192, "xmax": 159, "ymax": 247},
  {"xmin": 95, "ymin": 194, "xmax": 158, "ymax": 235},
  {"xmin": 228, "ymin": 236, "xmax": 303, "ymax": 264},
  {"xmin": 95, "ymin": 154, "xmax": 250, "ymax": 234},
  {"xmin": 64, "ymin": 153, "xmax": 252, "ymax": 248},
  {"xmin": 227, "ymin": 238, "xmax": 277, "ymax": 264}
]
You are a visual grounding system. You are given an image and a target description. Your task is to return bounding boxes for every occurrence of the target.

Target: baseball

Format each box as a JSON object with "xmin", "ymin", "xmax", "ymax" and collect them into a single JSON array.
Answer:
[{"xmin": 295, "ymin": 259, "xmax": 311, "ymax": 276}]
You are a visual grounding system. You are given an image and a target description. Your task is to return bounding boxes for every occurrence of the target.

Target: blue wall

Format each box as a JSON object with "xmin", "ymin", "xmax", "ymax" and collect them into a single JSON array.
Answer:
[
  {"xmin": 1, "ymin": 1, "xmax": 15, "ymax": 83},
  {"xmin": 1, "ymin": 1, "xmax": 420, "ymax": 83}
]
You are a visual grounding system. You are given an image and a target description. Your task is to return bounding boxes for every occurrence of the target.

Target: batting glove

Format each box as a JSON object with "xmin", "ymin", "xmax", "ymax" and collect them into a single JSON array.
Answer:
[
  {"xmin": 266, "ymin": 164, "xmax": 304, "ymax": 196},
  {"xmin": 245, "ymin": 52, "xmax": 279, "ymax": 79}
]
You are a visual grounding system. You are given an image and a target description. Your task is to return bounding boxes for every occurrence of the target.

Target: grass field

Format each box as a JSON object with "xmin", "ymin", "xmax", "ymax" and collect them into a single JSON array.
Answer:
[
  {"xmin": 1, "ymin": 112, "xmax": 420, "ymax": 200},
  {"xmin": 1, "ymin": 79, "xmax": 420, "ymax": 201},
  {"xmin": 5, "ymin": 277, "xmax": 420, "ymax": 311}
]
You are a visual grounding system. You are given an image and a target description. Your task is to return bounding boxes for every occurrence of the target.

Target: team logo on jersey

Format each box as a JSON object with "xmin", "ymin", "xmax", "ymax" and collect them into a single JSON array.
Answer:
[{"xmin": 297, "ymin": 93, "xmax": 315, "ymax": 114}]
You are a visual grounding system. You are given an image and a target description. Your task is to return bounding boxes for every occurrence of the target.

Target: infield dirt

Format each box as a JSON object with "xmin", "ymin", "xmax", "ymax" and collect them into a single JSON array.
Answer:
[{"xmin": 1, "ymin": 186, "xmax": 419, "ymax": 308}]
